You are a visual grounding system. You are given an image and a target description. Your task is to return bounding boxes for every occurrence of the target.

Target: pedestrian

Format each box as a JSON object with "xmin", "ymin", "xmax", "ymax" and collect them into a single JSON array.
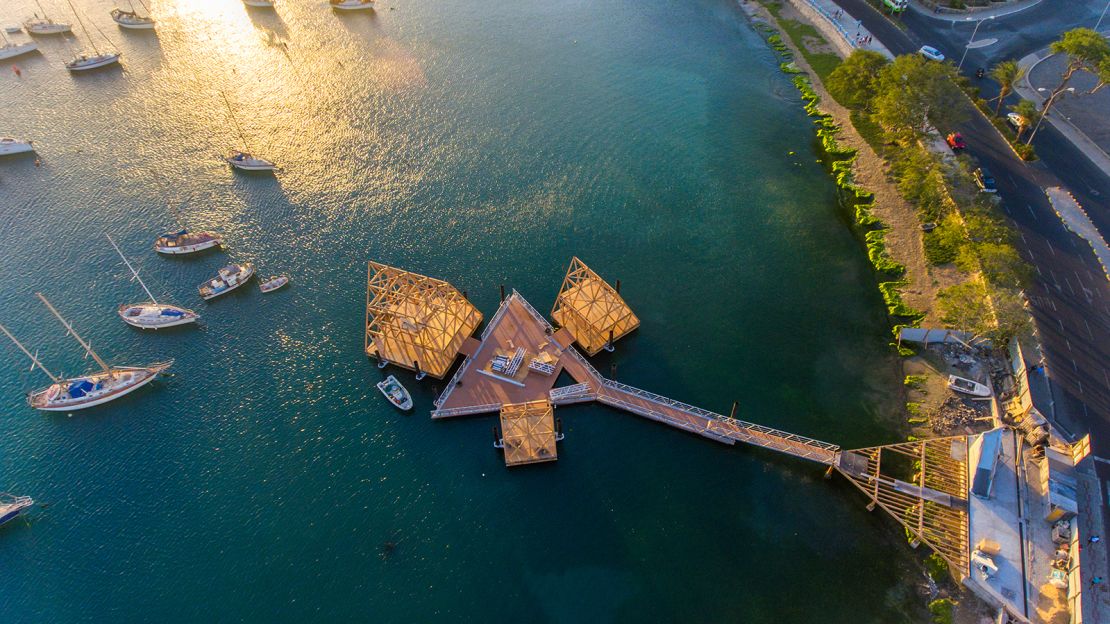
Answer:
[{"xmin": 1090, "ymin": 536, "xmax": 1102, "ymax": 544}]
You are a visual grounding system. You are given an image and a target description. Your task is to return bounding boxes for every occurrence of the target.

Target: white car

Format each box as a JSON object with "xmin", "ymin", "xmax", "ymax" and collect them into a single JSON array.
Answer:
[
  {"xmin": 919, "ymin": 45, "xmax": 945, "ymax": 62},
  {"xmin": 1006, "ymin": 112, "xmax": 1026, "ymax": 131}
]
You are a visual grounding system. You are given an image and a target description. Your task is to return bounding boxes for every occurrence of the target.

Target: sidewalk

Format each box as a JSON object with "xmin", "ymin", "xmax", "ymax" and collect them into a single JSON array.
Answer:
[
  {"xmin": 907, "ymin": 0, "xmax": 1046, "ymax": 21},
  {"xmin": 782, "ymin": 0, "xmax": 894, "ymax": 58},
  {"xmin": 1016, "ymin": 48, "xmax": 1110, "ymax": 182}
]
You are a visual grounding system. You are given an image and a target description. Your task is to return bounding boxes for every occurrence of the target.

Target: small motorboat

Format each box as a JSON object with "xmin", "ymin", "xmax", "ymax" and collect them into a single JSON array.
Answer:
[
  {"xmin": 0, "ymin": 138, "xmax": 34, "ymax": 156},
  {"xmin": 24, "ymin": 18, "xmax": 71, "ymax": 35},
  {"xmin": 153, "ymin": 229, "xmax": 222, "ymax": 254},
  {"xmin": 110, "ymin": 8, "xmax": 155, "ymax": 29},
  {"xmin": 198, "ymin": 263, "xmax": 255, "ymax": 300},
  {"xmin": 376, "ymin": 375, "xmax": 413, "ymax": 411},
  {"xmin": 65, "ymin": 52, "xmax": 121, "ymax": 72},
  {"xmin": 118, "ymin": 303, "xmax": 198, "ymax": 328},
  {"xmin": 4, "ymin": 26, "xmax": 23, "ymax": 34},
  {"xmin": 330, "ymin": 0, "xmax": 374, "ymax": 10},
  {"xmin": 948, "ymin": 375, "xmax": 991, "ymax": 398},
  {"xmin": 259, "ymin": 275, "xmax": 289, "ymax": 293},
  {"xmin": 0, "ymin": 41, "xmax": 38, "ymax": 60},
  {"xmin": 243, "ymin": 0, "xmax": 276, "ymax": 7},
  {"xmin": 0, "ymin": 493, "xmax": 34, "ymax": 528},
  {"xmin": 226, "ymin": 151, "xmax": 277, "ymax": 171}
]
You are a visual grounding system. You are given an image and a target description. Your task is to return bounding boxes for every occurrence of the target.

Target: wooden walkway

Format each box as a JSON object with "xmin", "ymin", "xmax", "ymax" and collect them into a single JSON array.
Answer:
[{"xmin": 432, "ymin": 292, "xmax": 840, "ymax": 464}]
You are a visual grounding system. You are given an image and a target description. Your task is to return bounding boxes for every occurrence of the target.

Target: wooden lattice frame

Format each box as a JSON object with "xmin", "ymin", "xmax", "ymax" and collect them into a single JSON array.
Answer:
[
  {"xmin": 550, "ymin": 257, "xmax": 639, "ymax": 356},
  {"xmin": 837, "ymin": 436, "xmax": 970, "ymax": 578},
  {"xmin": 499, "ymin": 400, "xmax": 557, "ymax": 466},
  {"xmin": 365, "ymin": 261, "xmax": 482, "ymax": 379}
]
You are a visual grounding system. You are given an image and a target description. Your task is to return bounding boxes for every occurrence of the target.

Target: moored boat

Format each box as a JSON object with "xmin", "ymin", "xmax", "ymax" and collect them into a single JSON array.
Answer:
[
  {"xmin": 259, "ymin": 275, "xmax": 289, "ymax": 293},
  {"xmin": 198, "ymin": 263, "xmax": 255, "ymax": 300},
  {"xmin": 330, "ymin": 0, "xmax": 374, "ymax": 9},
  {"xmin": 948, "ymin": 375, "xmax": 991, "ymax": 398},
  {"xmin": 65, "ymin": 52, "xmax": 121, "ymax": 71},
  {"xmin": 24, "ymin": 18, "xmax": 71, "ymax": 35},
  {"xmin": 4, "ymin": 26, "xmax": 23, "ymax": 34},
  {"xmin": 226, "ymin": 151, "xmax": 277, "ymax": 171},
  {"xmin": 0, "ymin": 41, "xmax": 38, "ymax": 60},
  {"xmin": 153, "ymin": 229, "xmax": 222, "ymax": 254},
  {"xmin": 0, "ymin": 138, "xmax": 34, "ymax": 156},
  {"xmin": 242, "ymin": 0, "xmax": 276, "ymax": 7},
  {"xmin": 107, "ymin": 234, "xmax": 199, "ymax": 329},
  {"xmin": 0, "ymin": 493, "xmax": 34, "ymax": 528},
  {"xmin": 376, "ymin": 375, "xmax": 413, "ymax": 411},
  {"xmin": 0, "ymin": 295, "xmax": 173, "ymax": 412},
  {"xmin": 110, "ymin": 8, "xmax": 155, "ymax": 29}
]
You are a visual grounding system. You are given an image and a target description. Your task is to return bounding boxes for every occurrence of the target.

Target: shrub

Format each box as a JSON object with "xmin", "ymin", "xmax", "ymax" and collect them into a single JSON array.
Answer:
[
  {"xmin": 827, "ymin": 49, "xmax": 890, "ymax": 109},
  {"xmin": 928, "ymin": 598, "xmax": 956, "ymax": 624}
]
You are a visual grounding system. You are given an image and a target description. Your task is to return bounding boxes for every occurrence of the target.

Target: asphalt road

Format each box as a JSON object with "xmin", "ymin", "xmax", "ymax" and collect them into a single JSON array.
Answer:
[{"xmin": 833, "ymin": 0, "xmax": 1110, "ymax": 454}]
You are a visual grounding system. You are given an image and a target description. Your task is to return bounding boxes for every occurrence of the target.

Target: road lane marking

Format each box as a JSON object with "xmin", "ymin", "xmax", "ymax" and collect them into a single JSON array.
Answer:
[
  {"xmin": 1047, "ymin": 240, "xmax": 1057, "ymax": 256},
  {"xmin": 1064, "ymin": 276, "xmax": 1076, "ymax": 295},
  {"xmin": 1085, "ymin": 318, "xmax": 1095, "ymax": 340},
  {"xmin": 1028, "ymin": 205, "xmax": 1038, "ymax": 220}
]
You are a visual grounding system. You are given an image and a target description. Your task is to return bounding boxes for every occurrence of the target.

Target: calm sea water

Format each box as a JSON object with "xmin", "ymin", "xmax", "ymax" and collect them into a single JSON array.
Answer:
[{"xmin": 1, "ymin": 0, "xmax": 920, "ymax": 621}]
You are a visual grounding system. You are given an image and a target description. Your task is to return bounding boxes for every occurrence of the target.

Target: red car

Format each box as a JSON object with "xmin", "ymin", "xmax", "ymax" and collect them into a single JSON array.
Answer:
[{"xmin": 946, "ymin": 132, "xmax": 967, "ymax": 151}]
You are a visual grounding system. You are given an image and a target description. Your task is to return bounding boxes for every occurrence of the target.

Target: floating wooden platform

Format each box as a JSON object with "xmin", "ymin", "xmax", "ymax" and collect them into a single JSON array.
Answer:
[{"xmin": 498, "ymin": 400, "xmax": 558, "ymax": 466}]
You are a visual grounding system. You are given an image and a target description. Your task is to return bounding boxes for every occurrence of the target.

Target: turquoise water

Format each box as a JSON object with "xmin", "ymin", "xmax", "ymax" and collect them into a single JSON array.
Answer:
[{"xmin": 0, "ymin": 0, "xmax": 920, "ymax": 620}]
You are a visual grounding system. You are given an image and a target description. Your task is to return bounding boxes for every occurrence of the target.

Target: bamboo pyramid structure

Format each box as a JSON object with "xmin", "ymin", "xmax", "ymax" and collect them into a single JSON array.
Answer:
[
  {"xmin": 365, "ymin": 261, "xmax": 482, "ymax": 379},
  {"xmin": 551, "ymin": 257, "xmax": 639, "ymax": 356}
]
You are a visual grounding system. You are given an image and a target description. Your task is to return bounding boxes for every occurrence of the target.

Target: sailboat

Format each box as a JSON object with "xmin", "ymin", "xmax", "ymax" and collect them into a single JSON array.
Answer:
[
  {"xmin": 0, "ymin": 296, "xmax": 172, "ymax": 411},
  {"xmin": 24, "ymin": 0, "xmax": 72, "ymax": 34},
  {"xmin": 152, "ymin": 205, "xmax": 224, "ymax": 255},
  {"xmin": 0, "ymin": 138, "xmax": 35, "ymax": 156},
  {"xmin": 330, "ymin": 0, "xmax": 374, "ymax": 10},
  {"xmin": 110, "ymin": 0, "xmax": 155, "ymax": 29},
  {"xmin": 0, "ymin": 493, "xmax": 34, "ymax": 528},
  {"xmin": 0, "ymin": 29, "xmax": 38, "ymax": 60},
  {"xmin": 220, "ymin": 92, "xmax": 277, "ymax": 172},
  {"xmin": 64, "ymin": 0, "xmax": 121, "ymax": 71},
  {"xmin": 107, "ymin": 234, "xmax": 199, "ymax": 329},
  {"xmin": 243, "ymin": 0, "xmax": 276, "ymax": 8}
]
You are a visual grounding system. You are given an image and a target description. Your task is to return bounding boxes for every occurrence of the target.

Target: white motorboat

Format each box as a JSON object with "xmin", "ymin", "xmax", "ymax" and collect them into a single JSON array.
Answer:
[
  {"xmin": 24, "ymin": 18, "xmax": 71, "ymax": 34},
  {"xmin": 376, "ymin": 375, "xmax": 413, "ymax": 411},
  {"xmin": 259, "ymin": 275, "xmax": 289, "ymax": 293},
  {"xmin": 153, "ymin": 226, "xmax": 223, "ymax": 255},
  {"xmin": 948, "ymin": 375, "xmax": 991, "ymax": 398},
  {"xmin": 198, "ymin": 263, "xmax": 255, "ymax": 300},
  {"xmin": 64, "ymin": 0, "xmax": 122, "ymax": 72},
  {"xmin": 0, "ymin": 138, "xmax": 34, "ymax": 156},
  {"xmin": 65, "ymin": 52, "xmax": 121, "ymax": 71},
  {"xmin": 0, "ymin": 296, "xmax": 173, "ymax": 412},
  {"xmin": 110, "ymin": 8, "xmax": 155, "ymax": 29},
  {"xmin": 226, "ymin": 151, "xmax": 277, "ymax": 171},
  {"xmin": 330, "ymin": 0, "xmax": 374, "ymax": 10},
  {"xmin": 243, "ymin": 0, "xmax": 276, "ymax": 7},
  {"xmin": 4, "ymin": 26, "xmax": 23, "ymax": 34},
  {"xmin": 0, "ymin": 41, "xmax": 38, "ymax": 60},
  {"xmin": 107, "ymin": 233, "xmax": 199, "ymax": 329},
  {"xmin": 0, "ymin": 493, "xmax": 34, "ymax": 528}
]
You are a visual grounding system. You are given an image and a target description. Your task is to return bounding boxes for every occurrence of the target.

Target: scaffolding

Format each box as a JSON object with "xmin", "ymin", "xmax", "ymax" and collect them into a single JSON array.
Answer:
[
  {"xmin": 498, "ymin": 400, "xmax": 559, "ymax": 466},
  {"xmin": 365, "ymin": 261, "xmax": 483, "ymax": 379},
  {"xmin": 836, "ymin": 436, "xmax": 971, "ymax": 578},
  {"xmin": 550, "ymin": 257, "xmax": 639, "ymax": 356}
]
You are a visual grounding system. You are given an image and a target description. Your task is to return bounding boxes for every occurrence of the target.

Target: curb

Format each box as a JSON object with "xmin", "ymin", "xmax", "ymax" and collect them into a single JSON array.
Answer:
[{"xmin": 906, "ymin": 0, "xmax": 1045, "ymax": 22}]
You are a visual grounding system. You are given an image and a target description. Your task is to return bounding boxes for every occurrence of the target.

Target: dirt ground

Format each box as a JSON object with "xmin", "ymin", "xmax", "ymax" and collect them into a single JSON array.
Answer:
[{"xmin": 746, "ymin": 0, "xmax": 970, "ymax": 324}]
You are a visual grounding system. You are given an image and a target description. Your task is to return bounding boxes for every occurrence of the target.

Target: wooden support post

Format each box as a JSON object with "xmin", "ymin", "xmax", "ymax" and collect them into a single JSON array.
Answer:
[
  {"xmin": 866, "ymin": 500, "xmax": 877, "ymax": 512},
  {"xmin": 414, "ymin": 360, "xmax": 425, "ymax": 381},
  {"xmin": 463, "ymin": 290, "xmax": 468, "ymax": 300},
  {"xmin": 499, "ymin": 284, "xmax": 505, "ymax": 302},
  {"xmin": 615, "ymin": 279, "xmax": 621, "ymax": 293},
  {"xmin": 492, "ymin": 426, "xmax": 500, "ymax": 445},
  {"xmin": 824, "ymin": 465, "xmax": 834, "ymax": 479},
  {"xmin": 729, "ymin": 401, "xmax": 738, "ymax": 420},
  {"xmin": 556, "ymin": 417, "xmax": 562, "ymax": 435},
  {"xmin": 610, "ymin": 363, "xmax": 617, "ymax": 380},
  {"xmin": 604, "ymin": 329, "xmax": 615, "ymax": 352}
]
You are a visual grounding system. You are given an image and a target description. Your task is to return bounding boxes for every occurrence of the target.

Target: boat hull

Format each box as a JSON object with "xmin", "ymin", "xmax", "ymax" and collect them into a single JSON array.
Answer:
[
  {"xmin": 331, "ymin": 4, "xmax": 374, "ymax": 9},
  {"xmin": 153, "ymin": 234, "xmax": 222, "ymax": 255},
  {"xmin": 243, "ymin": 0, "xmax": 275, "ymax": 7},
  {"xmin": 0, "ymin": 42, "xmax": 38, "ymax": 60},
  {"xmin": 377, "ymin": 376, "xmax": 413, "ymax": 411},
  {"xmin": 0, "ymin": 142, "xmax": 34, "ymax": 156},
  {"xmin": 118, "ymin": 303, "xmax": 199, "ymax": 329},
  {"xmin": 25, "ymin": 22, "xmax": 71, "ymax": 35},
  {"xmin": 0, "ymin": 496, "xmax": 33, "ymax": 527},
  {"xmin": 66, "ymin": 54, "xmax": 121, "ymax": 71},
  {"xmin": 226, "ymin": 154, "xmax": 277, "ymax": 171},
  {"xmin": 259, "ymin": 276, "xmax": 289, "ymax": 293},
  {"xmin": 199, "ymin": 264, "xmax": 255, "ymax": 300},
  {"xmin": 28, "ymin": 363, "xmax": 171, "ymax": 411},
  {"xmin": 113, "ymin": 19, "xmax": 155, "ymax": 29}
]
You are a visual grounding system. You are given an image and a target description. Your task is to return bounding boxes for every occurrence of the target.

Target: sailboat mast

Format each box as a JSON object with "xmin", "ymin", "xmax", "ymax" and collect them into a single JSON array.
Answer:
[
  {"xmin": 0, "ymin": 322, "xmax": 61, "ymax": 384},
  {"xmin": 220, "ymin": 91, "xmax": 253, "ymax": 153},
  {"xmin": 106, "ymin": 234, "xmax": 159, "ymax": 303},
  {"xmin": 33, "ymin": 0, "xmax": 52, "ymax": 19},
  {"xmin": 65, "ymin": 0, "xmax": 99, "ymax": 56},
  {"xmin": 35, "ymin": 293, "xmax": 113, "ymax": 376}
]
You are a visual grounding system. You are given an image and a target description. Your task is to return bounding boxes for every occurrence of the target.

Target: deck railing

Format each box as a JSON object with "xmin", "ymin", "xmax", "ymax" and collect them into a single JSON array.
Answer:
[{"xmin": 431, "ymin": 403, "xmax": 502, "ymax": 418}]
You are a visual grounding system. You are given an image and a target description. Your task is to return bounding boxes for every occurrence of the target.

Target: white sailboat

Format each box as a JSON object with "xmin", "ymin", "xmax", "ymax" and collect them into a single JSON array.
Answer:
[
  {"xmin": 24, "ymin": 0, "xmax": 72, "ymax": 34},
  {"xmin": 220, "ymin": 92, "xmax": 277, "ymax": 172},
  {"xmin": 0, "ymin": 138, "xmax": 35, "ymax": 156},
  {"xmin": 106, "ymin": 234, "xmax": 199, "ymax": 329},
  {"xmin": 152, "ymin": 205, "xmax": 224, "ymax": 255},
  {"xmin": 0, "ymin": 493, "xmax": 34, "ymax": 527},
  {"xmin": 243, "ymin": 0, "xmax": 276, "ymax": 8},
  {"xmin": 64, "ymin": 0, "xmax": 121, "ymax": 72},
  {"xmin": 0, "ymin": 296, "xmax": 172, "ymax": 412},
  {"xmin": 330, "ymin": 0, "xmax": 374, "ymax": 10},
  {"xmin": 0, "ymin": 29, "xmax": 38, "ymax": 60},
  {"xmin": 110, "ymin": 0, "xmax": 155, "ymax": 29}
]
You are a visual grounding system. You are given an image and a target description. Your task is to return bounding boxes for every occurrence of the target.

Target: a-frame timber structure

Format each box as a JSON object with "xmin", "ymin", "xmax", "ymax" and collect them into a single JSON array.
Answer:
[
  {"xmin": 365, "ymin": 261, "xmax": 483, "ymax": 379},
  {"xmin": 497, "ymin": 399, "xmax": 559, "ymax": 467},
  {"xmin": 551, "ymin": 257, "xmax": 639, "ymax": 356}
]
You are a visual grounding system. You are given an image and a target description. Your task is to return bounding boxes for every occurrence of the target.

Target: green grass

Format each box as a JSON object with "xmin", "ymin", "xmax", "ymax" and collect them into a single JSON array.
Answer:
[
  {"xmin": 759, "ymin": 0, "xmax": 842, "ymax": 81},
  {"xmin": 849, "ymin": 110, "xmax": 888, "ymax": 157}
]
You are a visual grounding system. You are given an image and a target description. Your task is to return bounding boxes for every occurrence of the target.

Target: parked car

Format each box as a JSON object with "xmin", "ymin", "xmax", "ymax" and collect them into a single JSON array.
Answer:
[
  {"xmin": 973, "ymin": 167, "xmax": 997, "ymax": 193},
  {"xmin": 919, "ymin": 45, "xmax": 945, "ymax": 62},
  {"xmin": 1006, "ymin": 112, "xmax": 1026, "ymax": 132},
  {"xmin": 946, "ymin": 132, "xmax": 967, "ymax": 152}
]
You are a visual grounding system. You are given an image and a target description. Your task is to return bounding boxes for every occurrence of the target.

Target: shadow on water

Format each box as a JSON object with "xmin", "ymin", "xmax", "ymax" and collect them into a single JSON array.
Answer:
[
  {"xmin": 247, "ymin": 8, "xmax": 290, "ymax": 40},
  {"xmin": 333, "ymin": 8, "xmax": 379, "ymax": 35}
]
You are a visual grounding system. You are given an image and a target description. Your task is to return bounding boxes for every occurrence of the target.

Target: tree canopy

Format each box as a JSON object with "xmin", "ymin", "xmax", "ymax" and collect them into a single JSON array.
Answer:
[
  {"xmin": 1047, "ymin": 28, "xmax": 1110, "ymax": 100},
  {"xmin": 873, "ymin": 54, "xmax": 965, "ymax": 139},
  {"xmin": 826, "ymin": 49, "xmax": 890, "ymax": 109}
]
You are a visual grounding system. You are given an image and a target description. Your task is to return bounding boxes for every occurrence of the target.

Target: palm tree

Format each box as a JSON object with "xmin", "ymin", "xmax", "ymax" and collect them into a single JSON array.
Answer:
[
  {"xmin": 990, "ymin": 60, "xmax": 1024, "ymax": 116},
  {"xmin": 1010, "ymin": 99, "xmax": 1038, "ymax": 139}
]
